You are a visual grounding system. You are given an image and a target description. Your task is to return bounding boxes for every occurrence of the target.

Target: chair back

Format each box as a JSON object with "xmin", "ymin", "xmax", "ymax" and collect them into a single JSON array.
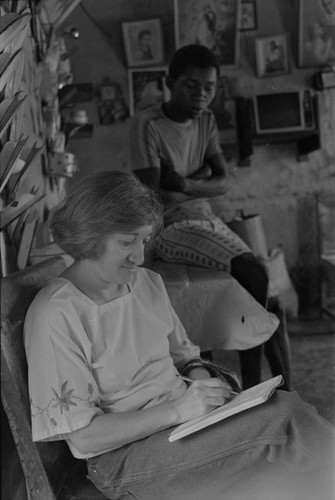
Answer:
[{"xmin": 1, "ymin": 257, "xmax": 76, "ymax": 500}]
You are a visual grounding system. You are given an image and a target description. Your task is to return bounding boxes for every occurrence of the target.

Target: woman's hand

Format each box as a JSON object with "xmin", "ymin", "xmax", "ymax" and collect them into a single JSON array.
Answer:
[{"xmin": 173, "ymin": 378, "xmax": 233, "ymax": 424}]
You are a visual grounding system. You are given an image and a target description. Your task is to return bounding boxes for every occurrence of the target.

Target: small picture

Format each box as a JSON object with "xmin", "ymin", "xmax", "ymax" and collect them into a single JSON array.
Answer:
[
  {"xmin": 122, "ymin": 19, "xmax": 164, "ymax": 68},
  {"xmin": 255, "ymin": 33, "xmax": 290, "ymax": 78},
  {"xmin": 128, "ymin": 67, "xmax": 170, "ymax": 116},
  {"xmin": 240, "ymin": 1, "xmax": 257, "ymax": 31},
  {"xmin": 174, "ymin": 0, "xmax": 241, "ymax": 68},
  {"xmin": 298, "ymin": 0, "xmax": 335, "ymax": 68}
]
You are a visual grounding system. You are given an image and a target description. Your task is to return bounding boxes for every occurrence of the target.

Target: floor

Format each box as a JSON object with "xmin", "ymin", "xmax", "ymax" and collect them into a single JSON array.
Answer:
[{"xmin": 212, "ymin": 316, "xmax": 335, "ymax": 425}]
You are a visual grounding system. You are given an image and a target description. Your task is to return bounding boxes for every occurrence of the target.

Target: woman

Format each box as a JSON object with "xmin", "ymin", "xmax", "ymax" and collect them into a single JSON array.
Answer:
[{"xmin": 24, "ymin": 171, "xmax": 334, "ymax": 500}]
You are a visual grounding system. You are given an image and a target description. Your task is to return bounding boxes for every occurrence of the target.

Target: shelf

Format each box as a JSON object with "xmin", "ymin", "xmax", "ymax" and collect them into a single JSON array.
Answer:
[
  {"xmin": 252, "ymin": 129, "xmax": 319, "ymax": 145},
  {"xmin": 235, "ymin": 95, "xmax": 321, "ymax": 166},
  {"xmin": 253, "ymin": 129, "xmax": 321, "ymax": 162}
]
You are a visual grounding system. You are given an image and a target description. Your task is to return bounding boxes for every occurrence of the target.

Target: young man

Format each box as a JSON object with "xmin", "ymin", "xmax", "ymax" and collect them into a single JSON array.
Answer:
[{"xmin": 128, "ymin": 44, "xmax": 292, "ymax": 390}]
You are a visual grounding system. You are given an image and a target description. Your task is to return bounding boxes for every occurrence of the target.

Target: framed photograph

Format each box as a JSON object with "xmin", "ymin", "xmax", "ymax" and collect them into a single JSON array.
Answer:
[
  {"xmin": 128, "ymin": 67, "xmax": 170, "ymax": 116},
  {"xmin": 255, "ymin": 33, "xmax": 290, "ymax": 78},
  {"xmin": 298, "ymin": 0, "xmax": 335, "ymax": 68},
  {"xmin": 240, "ymin": 1, "xmax": 257, "ymax": 31},
  {"xmin": 174, "ymin": 0, "xmax": 241, "ymax": 68},
  {"xmin": 122, "ymin": 18, "xmax": 164, "ymax": 68},
  {"xmin": 98, "ymin": 81, "xmax": 129, "ymax": 125}
]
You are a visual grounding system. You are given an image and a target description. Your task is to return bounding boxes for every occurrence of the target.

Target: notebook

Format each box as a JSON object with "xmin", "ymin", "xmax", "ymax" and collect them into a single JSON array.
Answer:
[{"xmin": 168, "ymin": 375, "xmax": 283, "ymax": 442}]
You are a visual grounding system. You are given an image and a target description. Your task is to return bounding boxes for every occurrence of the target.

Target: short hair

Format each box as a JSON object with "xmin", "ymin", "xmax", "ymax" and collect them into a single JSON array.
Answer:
[
  {"xmin": 51, "ymin": 170, "xmax": 163, "ymax": 260},
  {"xmin": 168, "ymin": 44, "xmax": 220, "ymax": 81}
]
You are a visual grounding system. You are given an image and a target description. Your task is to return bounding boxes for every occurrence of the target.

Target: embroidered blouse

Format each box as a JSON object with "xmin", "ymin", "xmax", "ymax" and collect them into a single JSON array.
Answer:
[{"xmin": 24, "ymin": 267, "xmax": 200, "ymax": 459}]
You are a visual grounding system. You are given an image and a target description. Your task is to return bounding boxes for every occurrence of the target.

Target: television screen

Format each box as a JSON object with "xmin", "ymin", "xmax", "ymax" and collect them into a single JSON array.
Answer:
[{"xmin": 256, "ymin": 93, "xmax": 301, "ymax": 131}]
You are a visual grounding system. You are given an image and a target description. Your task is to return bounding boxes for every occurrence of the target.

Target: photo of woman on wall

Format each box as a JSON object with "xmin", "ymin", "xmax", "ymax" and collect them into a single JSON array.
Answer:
[{"xmin": 299, "ymin": 0, "xmax": 335, "ymax": 67}]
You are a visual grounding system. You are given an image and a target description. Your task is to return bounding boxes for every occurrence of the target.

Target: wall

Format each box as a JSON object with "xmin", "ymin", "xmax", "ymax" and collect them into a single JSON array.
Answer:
[{"xmin": 63, "ymin": 0, "xmax": 335, "ymax": 313}]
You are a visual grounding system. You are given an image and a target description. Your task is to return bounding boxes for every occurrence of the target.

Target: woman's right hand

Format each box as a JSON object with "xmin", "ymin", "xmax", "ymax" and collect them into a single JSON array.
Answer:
[{"xmin": 172, "ymin": 378, "xmax": 233, "ymax": 424}]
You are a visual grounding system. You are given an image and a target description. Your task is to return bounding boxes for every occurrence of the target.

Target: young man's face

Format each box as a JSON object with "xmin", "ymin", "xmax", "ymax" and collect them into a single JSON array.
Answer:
[{"xmin": 169, "ymin": 65, "xmax": 218, "ymax": 119}]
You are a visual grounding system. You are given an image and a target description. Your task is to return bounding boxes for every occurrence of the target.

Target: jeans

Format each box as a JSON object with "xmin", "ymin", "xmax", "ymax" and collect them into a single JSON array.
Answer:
[{"xmin": 87, "ymin": 391, "xmax": 334, "ymax": 500}]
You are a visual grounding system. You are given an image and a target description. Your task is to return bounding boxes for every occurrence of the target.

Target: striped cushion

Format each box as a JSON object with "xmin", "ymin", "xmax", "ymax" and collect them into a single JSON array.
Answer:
[{"xmin": 155, "ymin": 217, "xmax": 251, "ymax": 272}]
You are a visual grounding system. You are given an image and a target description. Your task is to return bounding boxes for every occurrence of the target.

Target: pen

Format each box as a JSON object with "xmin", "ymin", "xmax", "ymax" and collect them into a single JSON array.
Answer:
[{"xmin": 177, "ymin": 374, "xmax": 239, "ymax": 394}]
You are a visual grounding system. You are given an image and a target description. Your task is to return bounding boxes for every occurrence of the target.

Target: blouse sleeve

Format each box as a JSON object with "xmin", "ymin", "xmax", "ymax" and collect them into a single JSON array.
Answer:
[{"xmin": 24, "ymin": 293, "xmax": 103, "ymax": 443}]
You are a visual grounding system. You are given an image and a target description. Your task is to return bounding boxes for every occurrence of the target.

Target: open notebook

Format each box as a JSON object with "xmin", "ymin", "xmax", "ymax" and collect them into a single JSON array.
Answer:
[{"xmin": 169, "ymin": 375, "xmax": 283, "ymax": 442}]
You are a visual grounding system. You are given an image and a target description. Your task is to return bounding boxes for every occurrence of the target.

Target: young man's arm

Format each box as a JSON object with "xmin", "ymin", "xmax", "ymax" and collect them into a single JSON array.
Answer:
[
  {"xmin": 134, "ymin": 153, "xmax": 229, "ymax": 197},
  {"xmin": 183, "ymin": 153, "xmax": 230, "ymax": 197}
]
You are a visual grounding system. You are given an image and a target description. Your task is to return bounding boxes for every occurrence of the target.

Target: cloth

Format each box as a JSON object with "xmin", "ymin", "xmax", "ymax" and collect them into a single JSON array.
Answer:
[
  {"xmin": 23, "ymin": 268, "xmax": 200, "ymax": 459},
  {"xmin": 162, "ymin": 265, "xmax": 279, "ymax": 351},
  {"xmin": 156, "ymin": 216, "xmax": 250, "ymax": 272},
  {"xmin": 87, "ymin": 391, "xmax": 335, "ymax": 500}
]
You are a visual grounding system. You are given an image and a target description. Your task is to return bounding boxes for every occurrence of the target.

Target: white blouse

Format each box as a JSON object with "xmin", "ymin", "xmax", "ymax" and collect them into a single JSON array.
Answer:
[{"xmin": 24, "ymin": 267, "xmax": 200, "ymax": 459}]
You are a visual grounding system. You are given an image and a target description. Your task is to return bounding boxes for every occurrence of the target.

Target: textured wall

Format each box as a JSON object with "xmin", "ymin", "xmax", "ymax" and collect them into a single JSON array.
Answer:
[{"xmin": 63, "ymin": 0, "xmax": 335, "ymax": 312}]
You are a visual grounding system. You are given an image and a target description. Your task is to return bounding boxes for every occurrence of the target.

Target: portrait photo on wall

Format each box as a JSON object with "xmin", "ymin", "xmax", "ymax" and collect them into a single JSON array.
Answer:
[
  {"xmin": 97, "ymin": 78, "xmax": 129, "ymax": 125},
  {"xmin": 255, "ymin": 33, "xmax": 290, "ymax": 78},
  {"xmin": 128, "ymin": 67, "xmax": 170, "ymax": 116},
  {"xmin": 174, "ymin": 0, "xmax": 241, "ymax": 67},
  {"xmin": 298, "ymin": 0, "xmax": 335, "ymax": 68},
  {"xmin": 240, "ymin": 0, "xmax": 257, "ymax": 31},
  {"xmin": 122, "ymin": 18, "xmax": 164, "ymax": 68}
]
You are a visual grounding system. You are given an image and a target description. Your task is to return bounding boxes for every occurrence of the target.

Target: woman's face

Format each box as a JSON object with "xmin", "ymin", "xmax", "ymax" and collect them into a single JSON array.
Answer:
[{"xmin": 94, "ymin": 225, "xmax": 153, "ymax": 285}]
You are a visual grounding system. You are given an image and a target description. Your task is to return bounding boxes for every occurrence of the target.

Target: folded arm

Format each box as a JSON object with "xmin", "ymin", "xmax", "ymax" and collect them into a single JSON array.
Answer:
[{"xmin": 134, "ymin": 153, "xmax": 230, "ymax": 198}]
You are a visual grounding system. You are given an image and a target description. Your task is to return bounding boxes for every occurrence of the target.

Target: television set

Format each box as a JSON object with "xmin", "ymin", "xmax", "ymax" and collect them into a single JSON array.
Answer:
[{"xmin": 252, "ymin": 90, "xmax": 316, "ymax": 135}]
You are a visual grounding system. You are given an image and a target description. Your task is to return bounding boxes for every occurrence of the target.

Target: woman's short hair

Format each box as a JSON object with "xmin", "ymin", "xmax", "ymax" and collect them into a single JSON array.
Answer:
[
  {"xmin": 51, "ymin": 170, "xmax": 163, "ymax": 260},
  {"xmin": 168, "ymin": 44, "xmax": 220, "ymax": 81}
]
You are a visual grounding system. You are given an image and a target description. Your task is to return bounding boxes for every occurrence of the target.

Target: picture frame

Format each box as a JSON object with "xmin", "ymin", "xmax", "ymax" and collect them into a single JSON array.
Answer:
[
  {"xmin": 298, "ymin": 0, "xmax": 335, "ymax": 68},
  {"xmin": 128, "ymin": 67, "xmax": 170, "ymax": 116},
  {"xmin": 98, "ymin": 81, "xmax": 129, "ymax": 125},
  {"xmin": 122, "ymin": 18, "xmax": 164, "ymax": 68},
  {"xmin": 255, "ymin": 33, "xmax": 290, "ymax": 78},
  {"xmin": 174, "ymin": 0, "xmax": 241, "ymax": 68},
  {"xmin": 240, "ymin": 1, "xmax": 257, "ymax": 31}
]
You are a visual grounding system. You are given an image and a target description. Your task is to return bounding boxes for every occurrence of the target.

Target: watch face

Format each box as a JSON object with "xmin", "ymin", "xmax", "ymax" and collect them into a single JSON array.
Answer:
[{"xmin": 321, "ymin": 72, "xmax": 335, "ymax": 88}]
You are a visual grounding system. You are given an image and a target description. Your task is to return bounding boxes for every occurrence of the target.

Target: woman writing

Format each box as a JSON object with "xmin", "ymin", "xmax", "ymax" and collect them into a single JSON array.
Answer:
[{"xmin": 24, "ymin": 171, "xmax": 334, "ymax": 499}]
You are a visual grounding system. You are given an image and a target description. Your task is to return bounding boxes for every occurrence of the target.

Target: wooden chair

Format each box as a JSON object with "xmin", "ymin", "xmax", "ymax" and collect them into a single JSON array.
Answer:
[
  {"xmin": 0, "ymin": 255, "xmax": 298, "ymax": 499},
  {"xmin": 1, "ymin": 257, "xmax": 106, "ymax": 499}
]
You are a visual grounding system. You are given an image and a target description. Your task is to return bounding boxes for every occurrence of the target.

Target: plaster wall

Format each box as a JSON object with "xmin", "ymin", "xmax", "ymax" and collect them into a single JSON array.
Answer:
[{"xmin": 63, "ymin": 0, "xmax": 335, "ymax": 311}]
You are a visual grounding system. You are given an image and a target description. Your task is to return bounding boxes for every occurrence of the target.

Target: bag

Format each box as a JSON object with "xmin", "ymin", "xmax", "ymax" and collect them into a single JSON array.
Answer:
[
  {"xmin": 264, "ymin": 248, "xmax": 299, "ymax": 318},
  {"xmin": 228, "ymin": 213, "xmax": 269, "ymax": 259}
]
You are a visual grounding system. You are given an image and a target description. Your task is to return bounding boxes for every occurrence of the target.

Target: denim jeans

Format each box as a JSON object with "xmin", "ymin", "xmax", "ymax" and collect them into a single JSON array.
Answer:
[{"xmin": 87, "ymin": 391, "xmax": 334, "ymax": 500}]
